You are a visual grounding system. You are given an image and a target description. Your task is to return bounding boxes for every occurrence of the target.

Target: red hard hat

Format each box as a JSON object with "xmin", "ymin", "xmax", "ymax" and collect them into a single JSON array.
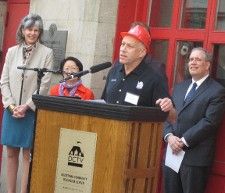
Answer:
[{"xmin": 120, "ymin": 25, "xmax": 151, "ymax": 50}]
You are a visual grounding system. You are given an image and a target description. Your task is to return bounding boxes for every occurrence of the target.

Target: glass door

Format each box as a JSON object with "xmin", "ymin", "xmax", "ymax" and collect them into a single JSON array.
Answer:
[
  {"xmin": 213, "ymin": 45, "xmax": 225, "ymax": 87},
  {"xmin": 148, "ymin": 1, "xmax": 225, "ymax": 193},
  {"xmin": 149, "ymin": 0, "xmax": 210, "ymax": 88}
]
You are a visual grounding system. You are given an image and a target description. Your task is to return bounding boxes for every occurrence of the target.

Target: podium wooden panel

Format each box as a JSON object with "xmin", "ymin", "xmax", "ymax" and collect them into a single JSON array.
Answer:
[{"xmin": 30, "ymin": 95, "xmax": 168, "ymax": 193}]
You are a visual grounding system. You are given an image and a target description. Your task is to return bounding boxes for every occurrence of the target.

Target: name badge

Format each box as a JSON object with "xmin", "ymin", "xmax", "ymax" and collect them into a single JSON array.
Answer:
[{"xmin": 124, "ymin": 92, "xmax": 139, "ymax": 105}]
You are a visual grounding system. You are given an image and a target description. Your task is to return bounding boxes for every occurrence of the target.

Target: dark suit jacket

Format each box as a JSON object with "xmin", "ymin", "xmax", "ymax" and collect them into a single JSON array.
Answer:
[{"xmin": 164, "ymin": 77, "xmax": 225, "ymax": 166}]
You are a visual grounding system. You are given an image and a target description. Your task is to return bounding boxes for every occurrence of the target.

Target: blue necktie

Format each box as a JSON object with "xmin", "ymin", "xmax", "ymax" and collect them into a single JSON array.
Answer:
[{"xmin": 184, "ymin": 82, "xmax": 197, "ymax": 102}]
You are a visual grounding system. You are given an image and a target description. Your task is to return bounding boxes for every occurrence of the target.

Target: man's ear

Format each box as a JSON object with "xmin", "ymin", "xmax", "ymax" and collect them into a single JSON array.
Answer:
[
  {"xmin": 206, "ymin": 61, "xmax": 211, "ymax": 71},
  {"xmin": 139, "ymin": 47, "xmax": 147, "ymax": 58}
]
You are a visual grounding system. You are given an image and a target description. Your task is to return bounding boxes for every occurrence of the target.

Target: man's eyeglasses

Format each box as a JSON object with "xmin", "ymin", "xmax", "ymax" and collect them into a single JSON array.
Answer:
[{"xmin": 188, "ymin": 57, "xmax": 204, "ymax": 62}]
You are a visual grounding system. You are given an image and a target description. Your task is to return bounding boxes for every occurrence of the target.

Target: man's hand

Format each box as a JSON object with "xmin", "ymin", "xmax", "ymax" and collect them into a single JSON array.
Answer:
[
  {"xmin": 156, "ymin": 98, "xmax": 177, "ymax": 123},
  {"xmin": 167, "ymin": 134, "xmax": 184, "ymax": 154},
  {"xmin": 156, "ymin": 97, "xmax": 173, "ymax": 112}
]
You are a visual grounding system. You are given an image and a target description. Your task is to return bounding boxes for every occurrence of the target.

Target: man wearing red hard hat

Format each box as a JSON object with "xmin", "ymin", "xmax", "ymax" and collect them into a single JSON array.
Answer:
[{"xmin": 102, "ymin": 22, "xmax": 174, "ymax": 117}]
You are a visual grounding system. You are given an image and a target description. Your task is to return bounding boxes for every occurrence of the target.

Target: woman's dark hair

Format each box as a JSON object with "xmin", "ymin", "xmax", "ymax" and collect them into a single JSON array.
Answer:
[{"xmin": 60, "ymin": 56, "xmax": 83, "ymax": 73}]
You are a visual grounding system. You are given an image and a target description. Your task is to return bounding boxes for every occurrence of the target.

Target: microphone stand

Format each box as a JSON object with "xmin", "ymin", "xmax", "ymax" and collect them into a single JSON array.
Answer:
[
  {"xmin": 17, "ymin": 66, "xmax": 59, "ymax": 193},
  {"xmin": 17, "ymin": 67, "xmax": 59, "ymax": 94},
  {"xmin": 19, "ymin": 70, "xmax": 25, "ymax": 105}
]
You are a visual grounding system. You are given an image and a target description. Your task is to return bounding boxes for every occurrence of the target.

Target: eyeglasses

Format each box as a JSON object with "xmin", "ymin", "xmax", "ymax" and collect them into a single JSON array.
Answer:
[
  {"xmin": 63, "ymin": 67, "xmax": 79, "ymax": 73},
  {"xmin": 188, "ymin": 57, "xmax": 204, "ymax": 62}
]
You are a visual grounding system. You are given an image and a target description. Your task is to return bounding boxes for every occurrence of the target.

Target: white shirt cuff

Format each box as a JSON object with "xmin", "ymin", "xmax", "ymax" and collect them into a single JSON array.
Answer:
[
  {"xmin": 164, "ymin": 133, "xmax": 173, "ymax": 142},
  {"xmin": 181, "ymin": 137, "xmax": 189, "ymax": 147}
]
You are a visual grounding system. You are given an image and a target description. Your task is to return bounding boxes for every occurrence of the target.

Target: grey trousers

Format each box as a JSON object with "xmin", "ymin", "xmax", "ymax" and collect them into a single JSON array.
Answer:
[{"xmin": 163, "ymin": 163, "xmax": 210, "ymax": 193}]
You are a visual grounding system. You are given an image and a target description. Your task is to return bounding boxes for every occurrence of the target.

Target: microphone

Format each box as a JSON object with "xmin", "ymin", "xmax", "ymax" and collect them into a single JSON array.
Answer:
[
  {"xmin": 61, "ymin": 70, "xmax": 89, "ymax": 82},
  {"xmin": 17, "ymin": 66, "xmax": 61, "ymax": 74},
  {"xmin": 60, "ymin": 62, "xmax": 112, "ymax": 82},
  {"xmin": 90, "ymin": 62, "xmax": 112, "ymax": 73}
]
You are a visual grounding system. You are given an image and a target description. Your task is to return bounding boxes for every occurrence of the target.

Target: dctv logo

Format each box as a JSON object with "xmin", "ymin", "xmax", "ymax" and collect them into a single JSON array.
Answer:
[{"xmin": 68, "ymin": 141, "xmax": 84, "ymax": 167}]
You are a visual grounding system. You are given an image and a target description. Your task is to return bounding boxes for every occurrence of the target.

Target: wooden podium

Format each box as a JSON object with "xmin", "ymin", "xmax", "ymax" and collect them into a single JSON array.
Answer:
[{"xmin": 30, "ymin": 95, "xmax": 167, "ymax": 193}]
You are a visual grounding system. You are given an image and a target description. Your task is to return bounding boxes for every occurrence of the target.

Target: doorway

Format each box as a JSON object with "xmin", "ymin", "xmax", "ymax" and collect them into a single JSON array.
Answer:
[
  {"xmin": 149, "ymin": 1, "xmax": 225, "ymax": 193},
  {"xmin": 0, "ymin": 0, "xmax": 29, "ymax": 181}
]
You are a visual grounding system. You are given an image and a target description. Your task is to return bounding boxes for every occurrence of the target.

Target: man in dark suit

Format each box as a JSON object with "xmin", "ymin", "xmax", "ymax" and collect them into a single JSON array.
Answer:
[{"xmin": 163, "ymin": 47, "xmax": 225, "ymax": 193}]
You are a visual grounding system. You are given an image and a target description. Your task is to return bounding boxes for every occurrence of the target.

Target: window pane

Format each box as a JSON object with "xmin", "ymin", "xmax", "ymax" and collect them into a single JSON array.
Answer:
[
  {"xmin": 150, "ymin": 40, "xmax": 168, "ymax": 65},
  {"xmin": 213, "ymin": 45, "xmax": 225, "ymax": 87},
  {"xmin": 180, "ymin": 0, "xmax": 208, "ymax": 29},
  {"xmin": 149, "ymin": 0, "xmax": 173, "ymax": 27},
  {"xmin": 215, "ymin": 0, "xmax": 225, "ymax": 30},
  {"xmin": 173, "ymin": 41, "xmax": 203, "ymax": 84}
]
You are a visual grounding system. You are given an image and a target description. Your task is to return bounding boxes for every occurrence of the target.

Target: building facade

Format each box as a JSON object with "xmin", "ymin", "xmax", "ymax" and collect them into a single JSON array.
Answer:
[{"xmin": 0, "ymin": 0, "xmax": 225, "ymax": 193}]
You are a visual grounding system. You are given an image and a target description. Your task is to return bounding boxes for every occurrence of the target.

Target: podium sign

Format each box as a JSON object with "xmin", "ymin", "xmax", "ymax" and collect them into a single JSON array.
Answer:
[{"xmin": 54, "ymin": 129, "xmax": 97, "ymax": 193}]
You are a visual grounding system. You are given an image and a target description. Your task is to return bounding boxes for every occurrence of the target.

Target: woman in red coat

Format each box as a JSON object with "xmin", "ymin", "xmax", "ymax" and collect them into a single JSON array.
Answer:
[{"xmin": 50, "ymin": 56, "xmax": 94, "ymax": 100}]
